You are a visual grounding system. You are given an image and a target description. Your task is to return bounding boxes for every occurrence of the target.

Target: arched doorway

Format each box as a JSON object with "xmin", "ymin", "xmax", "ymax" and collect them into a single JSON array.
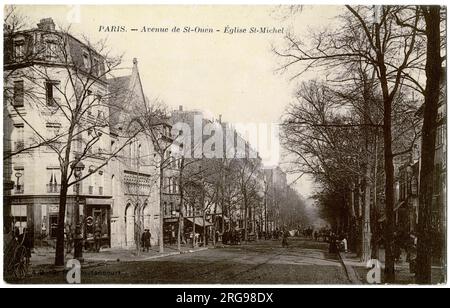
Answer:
[
  {"xmin": 143, "ymin": 201, "xmax": 151, "ymax": 231},
  {"xmin": 125, "ymin": 203, "xmax": 135, "ymax": 247}
]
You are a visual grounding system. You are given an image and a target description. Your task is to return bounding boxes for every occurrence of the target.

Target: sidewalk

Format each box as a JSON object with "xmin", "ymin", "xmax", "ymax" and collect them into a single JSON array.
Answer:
[
  {"xmin": 338, "ymin": 249, "xmax": 446, "ymax": 285},
  {"xmin": 29, "ymin": 244, "xmax": 209, "ymax": 274}
]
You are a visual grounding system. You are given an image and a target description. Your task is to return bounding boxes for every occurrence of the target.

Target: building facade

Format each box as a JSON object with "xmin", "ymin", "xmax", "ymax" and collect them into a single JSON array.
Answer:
[
  {"xmin": 4, "ymin": 18, "xmax": 113, "ymax": 247},
  {"xmin": 108, "ymin": 59, "xmax": 161, "ymax": 248}
]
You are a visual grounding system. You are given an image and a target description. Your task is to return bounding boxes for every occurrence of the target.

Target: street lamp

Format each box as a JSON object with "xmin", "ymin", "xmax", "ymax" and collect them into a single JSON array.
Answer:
[{"xmin": 71, "ymin": 161, "xmax": 85, "ymax": 261}]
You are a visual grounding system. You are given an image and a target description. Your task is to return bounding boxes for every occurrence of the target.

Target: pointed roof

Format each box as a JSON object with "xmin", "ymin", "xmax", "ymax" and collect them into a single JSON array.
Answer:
[{"xmin": 108, "ymin": 58, "xmax": 146, "ymax": 134}]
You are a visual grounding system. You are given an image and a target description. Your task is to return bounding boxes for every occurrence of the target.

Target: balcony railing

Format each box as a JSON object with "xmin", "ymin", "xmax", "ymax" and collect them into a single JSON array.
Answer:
[{"xmin": 47, "ymin": 183, "xmax": 61, "ymax": 193}]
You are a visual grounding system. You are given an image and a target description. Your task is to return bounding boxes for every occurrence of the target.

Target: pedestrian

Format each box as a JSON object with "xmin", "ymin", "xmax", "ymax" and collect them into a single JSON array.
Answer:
[
  {"xmin": 340, "ymin": 234, "xmax": 348, "ymax": 253},
  {"xmin": 329, "ymin": 232, "xmax": 338, "ymax": 253},
  {"xmin": 41, "ymin": 222, "xmax": 47, "ymax": 240},
  {"xmin": 94, "ymin": 223, "xmax": 102, "ymax": 252},
  {"xmin": 393, "ymin": 231, "xmax": 401, "ymax": 261},
  {"xmin": 65, "ymin": 223, "xmax": 73, "ymax": 255},
  {"xmin": 282, "ymin": 229, "xmax": 289, "ymax": 248},
  {"xmin": 171, "ymin": 228, "xmax": 176, "ymax": 245},
  {"xmin": 215, "ymin": 230, "xmax": 220, "ymax": 243},
  {"xmin": 141, "ymin": 229, "xmax": 151, "ymax": 252}
]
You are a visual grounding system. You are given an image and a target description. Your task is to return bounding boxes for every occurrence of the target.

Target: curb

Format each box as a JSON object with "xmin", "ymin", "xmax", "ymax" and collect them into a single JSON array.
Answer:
[{"xmin": 337, "ymin": 251, "xmax": 362, "ymax": 284}]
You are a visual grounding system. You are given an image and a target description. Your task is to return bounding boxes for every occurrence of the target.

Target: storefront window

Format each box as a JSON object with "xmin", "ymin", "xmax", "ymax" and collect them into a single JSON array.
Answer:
[
  {"xmin": 11, "ymin": 204, "xmax": 27, "ymax": 233},
  {"xmin": 49, "ymin": 214, "xmax": 58, "ymax": 238}
]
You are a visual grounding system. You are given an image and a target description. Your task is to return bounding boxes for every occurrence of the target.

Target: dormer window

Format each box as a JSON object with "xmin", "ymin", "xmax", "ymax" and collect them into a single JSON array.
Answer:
[
  {"xmin": 46, "ymin": 40, "xmax": 57, "ymax": 60},
  {"xmin": 92, "ymin": 57, "xmax": 99, "ymax": 76},
  {"xmin": 14, "ymin": 39, "xmax": 25, "ymax": 61},
  {"xmin": 82, "ymin": 51, "xmax": 90, "ymax": 69}
]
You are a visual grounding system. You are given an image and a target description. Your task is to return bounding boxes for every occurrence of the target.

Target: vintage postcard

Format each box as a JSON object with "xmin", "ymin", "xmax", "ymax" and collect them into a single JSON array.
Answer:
[{"xmin": 1, "ymin": 3, "xmax": 447, "ymax": 288}]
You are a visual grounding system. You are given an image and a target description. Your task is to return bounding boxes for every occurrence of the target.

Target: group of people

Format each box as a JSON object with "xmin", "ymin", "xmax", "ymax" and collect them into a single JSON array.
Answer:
[
  {"xmin": 64, "ymin": 222, "xmax": 104, "ymax": 253},
  {"xmin": 222, "ymin": 229, "xmax": 243, "ymax": 245}
]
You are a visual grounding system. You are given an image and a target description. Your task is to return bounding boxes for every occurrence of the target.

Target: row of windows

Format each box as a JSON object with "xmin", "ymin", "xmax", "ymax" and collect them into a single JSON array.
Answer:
[
  {"xmin": 165, "ymin": 177, "xmax": 179, "ymax": 194},
  {"xmin": 12, "ymin": 167, "xmax": 104, "ymax": 195},
  {"xmin": 10, "ymin": 122, "xmax": 106, "ymax": 154},
  {"xmin": 10, "ymin": 79, "xmax": 105, "ymax": 113},
  {"xmin": 13, "ymin": 38, "xmax": 57, "ymax": 61},
  {"xmin": 11, "ymin": 79, "xmax": 59, "ymax": 107},
  {"xmin": 13, "ymin": 38, "xmax": 104, "ymax": 77}
]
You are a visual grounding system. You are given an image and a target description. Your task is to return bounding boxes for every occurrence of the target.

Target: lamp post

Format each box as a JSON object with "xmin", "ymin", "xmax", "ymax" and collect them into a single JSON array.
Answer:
[{"xmin": 71, "ymin": 161, "xmax": 85, "ymax": 261}]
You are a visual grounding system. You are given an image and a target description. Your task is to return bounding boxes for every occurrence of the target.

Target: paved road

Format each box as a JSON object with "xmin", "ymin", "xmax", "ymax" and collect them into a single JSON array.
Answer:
[{"xmin": 16, "ymin": 238, "xmax": 350, "ymax": 284}]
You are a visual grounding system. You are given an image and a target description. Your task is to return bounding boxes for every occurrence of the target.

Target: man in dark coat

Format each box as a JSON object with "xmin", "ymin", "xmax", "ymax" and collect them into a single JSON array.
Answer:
[
  {"xmin": 141, "ymin": 229, "xmax": 151, "ymax": 252},
  {"xmin": 94, "ymin": 223, "xmax": 102, "ymax": 252},
  {"xmin": 282, "ymin": 229, "xmax": 289, "ymax": 248}
]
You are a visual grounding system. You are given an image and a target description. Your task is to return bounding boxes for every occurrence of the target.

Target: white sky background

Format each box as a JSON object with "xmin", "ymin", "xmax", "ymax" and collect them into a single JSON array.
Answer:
[{"xmin": 10, "ymin": 4, "xmax": 344, "ymax": 198}]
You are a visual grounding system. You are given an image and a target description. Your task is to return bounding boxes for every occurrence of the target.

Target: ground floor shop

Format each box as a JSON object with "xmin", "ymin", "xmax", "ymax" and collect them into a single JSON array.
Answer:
[{"xmin": 4, "ymin": 195, "xmax": 112, "ymax": 249}]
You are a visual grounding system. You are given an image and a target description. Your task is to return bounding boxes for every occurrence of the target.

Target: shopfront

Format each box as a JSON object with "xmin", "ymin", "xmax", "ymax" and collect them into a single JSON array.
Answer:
[
  {"xmin": 84, "ymin": 198, "xmax": 112, "ymax": 249},
  {"xmin": 184, "ymin": 217, "xmax": 212, "ymax": 246},
  {"xmin": 163, "ymin": 217, "xmax": 179, "ymax": 244}
]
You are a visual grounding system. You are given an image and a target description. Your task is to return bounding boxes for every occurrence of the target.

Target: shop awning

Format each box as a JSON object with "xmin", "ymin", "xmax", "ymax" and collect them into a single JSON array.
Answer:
[
  {"xmin": 185, "ymin": 217, "xmax": 212, "ymax": 227},
  {"xmin": 85, "ymin": 198, "xmax": 113, "ymax": 206}
]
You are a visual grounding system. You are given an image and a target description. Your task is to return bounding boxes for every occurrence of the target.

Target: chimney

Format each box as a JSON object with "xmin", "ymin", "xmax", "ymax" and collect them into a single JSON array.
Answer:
[
  {"xmin": 219, "ymin": 114, "xmax": 222, "ymax": 123},
  {"xmin": 37, "ymin": 18, "xmax": 55, "ymax": 31},
  {"xmin": 133, "ymin": 58, "xmax": 138, "ymax": 66},
  {"xmin": 179, "ymin": 105, "xmax": 183, "ymax": 111}
]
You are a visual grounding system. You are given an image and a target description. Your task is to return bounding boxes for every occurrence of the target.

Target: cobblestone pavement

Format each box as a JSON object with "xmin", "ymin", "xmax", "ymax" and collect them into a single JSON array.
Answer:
[{"xmin": 9, "ymin": 238, "xmax": 350, "ymax": 284}]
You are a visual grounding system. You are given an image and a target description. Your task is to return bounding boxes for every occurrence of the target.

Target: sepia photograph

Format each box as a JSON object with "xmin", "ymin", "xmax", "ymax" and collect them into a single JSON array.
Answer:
[{"xmin": 1, "ymin": 2, "xmax": 447, "ymax": 288}]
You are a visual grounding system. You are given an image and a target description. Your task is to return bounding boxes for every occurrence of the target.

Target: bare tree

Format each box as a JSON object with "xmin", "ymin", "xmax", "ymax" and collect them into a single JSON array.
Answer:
[
  {"xmin": 415, "ymin": 5, "xmax": 446, "ymax": 284},
  {"xmin": 275, "ymin": 5, "xmax": 426, "ymax": 282}
]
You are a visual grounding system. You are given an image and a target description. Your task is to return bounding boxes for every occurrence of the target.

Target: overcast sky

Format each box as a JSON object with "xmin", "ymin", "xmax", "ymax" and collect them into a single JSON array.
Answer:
[{"xmin": 13, "ymin": 4, "xmax": 343, "ymax": 197}]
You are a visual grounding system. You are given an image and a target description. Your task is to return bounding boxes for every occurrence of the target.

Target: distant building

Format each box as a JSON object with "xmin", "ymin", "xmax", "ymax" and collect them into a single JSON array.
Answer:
[{"xmin": 263, "ymin": 166, "xmax": 287, "ymax": 232}]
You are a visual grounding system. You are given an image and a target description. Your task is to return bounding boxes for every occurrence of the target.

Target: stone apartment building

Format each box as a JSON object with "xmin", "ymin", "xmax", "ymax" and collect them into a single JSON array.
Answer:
[
  {"xmin": 171, "ymin": 107, "xmax": 266, "ymax": 239},
  {"xmin": 3, "ymin": 18, "xmax": 113, "ymax": 246}
]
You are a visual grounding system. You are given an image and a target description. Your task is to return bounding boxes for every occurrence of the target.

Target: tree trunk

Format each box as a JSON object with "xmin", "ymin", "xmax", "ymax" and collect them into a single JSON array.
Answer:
[
  {"xmin": 192, "ymin": 204, "xmax": 196, "ymax": 248},
  {"xmin": 371, "ymin": 132, "xmax": 380, "ymax": 260},
  {"xmin": 416, "ymin": 5, "xmax": 442, "ymax": 284},
  {"xmin": 178, "ymin": 157, "xmax": 185, "ymax": 251},
  {"xmin": 55, "ymin": 174, "xmax": 68, "ymax": 266},
  {"xmin": 382, "ymin": 95, "xmax": 396, "ymax": 284},
  {"xmin": 361, "ymin": 175, "xmax": 372, "ymax": 263},
  {"xmin": 243, "ymin": 192, "xmax": 248, "ymax": 242},
  {"xmin": 159, "ymin": 165, "xmax": 164, "ymax": 253},
  {"xmin": 55, "ymin": 124, "xmax": 75, "ymax": 266},
  {"xmin": 212, "ymin": 202, "xmax": 218, "ymax": 247}
]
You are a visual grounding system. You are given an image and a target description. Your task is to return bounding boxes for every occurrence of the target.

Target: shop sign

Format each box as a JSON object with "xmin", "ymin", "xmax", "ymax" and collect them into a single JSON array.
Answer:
[{"xmin": 49, "ymin": 205, "xmax": 59, "ymax": 213}]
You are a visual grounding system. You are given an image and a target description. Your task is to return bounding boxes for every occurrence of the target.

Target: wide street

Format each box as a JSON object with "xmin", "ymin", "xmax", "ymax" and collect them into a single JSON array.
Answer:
[{"xmin": 16, "ymin": 238, "xmax": 350, "ymax": 284}]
